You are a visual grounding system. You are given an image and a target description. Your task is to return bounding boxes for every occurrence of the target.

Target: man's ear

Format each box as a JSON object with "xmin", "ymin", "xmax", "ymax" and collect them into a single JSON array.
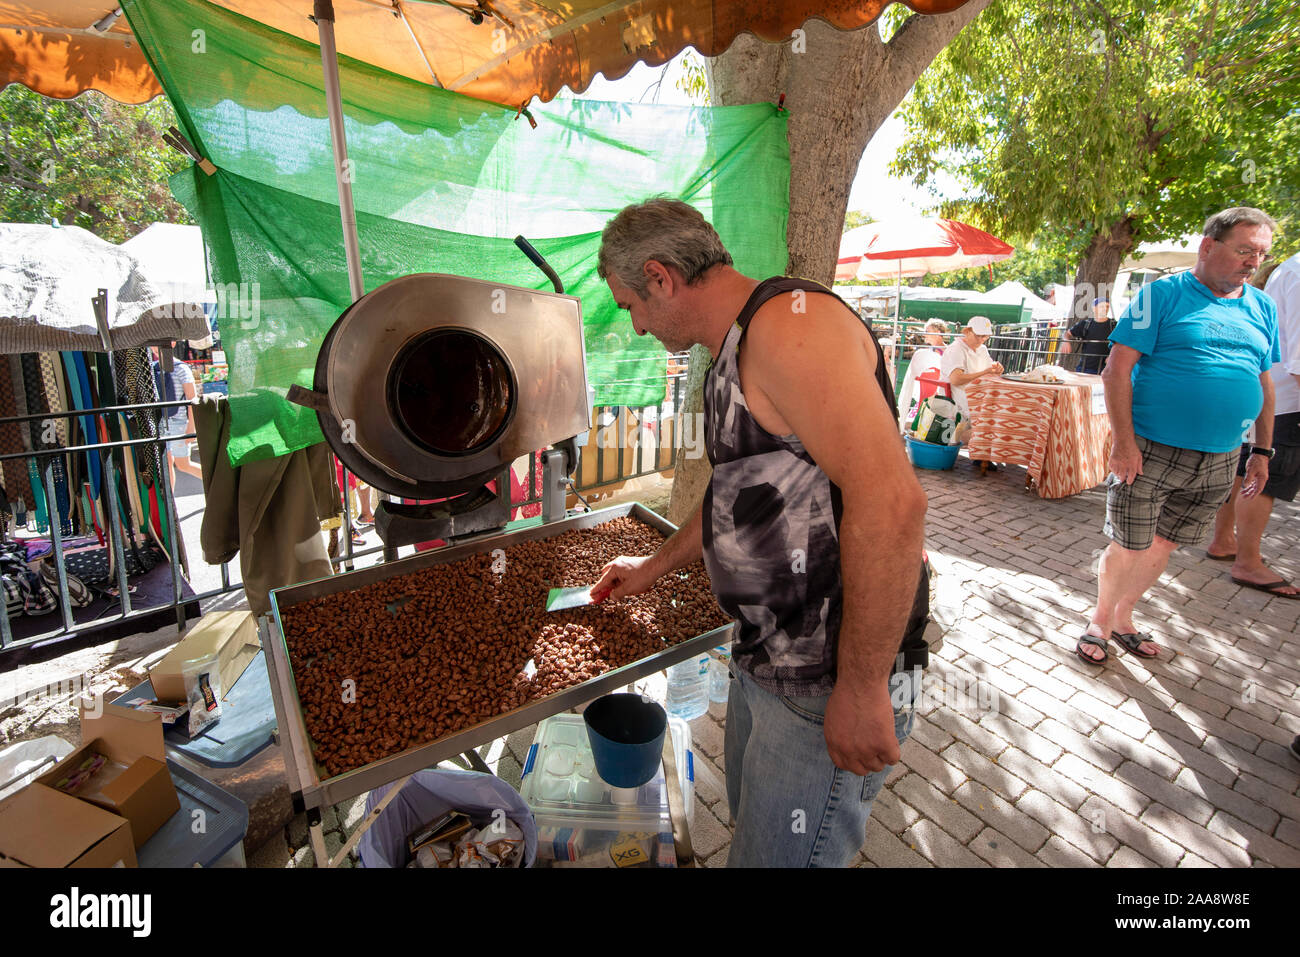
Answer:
[{"xmin": 643, "ymin": 260, "xmax": 674, "ymax": 295}]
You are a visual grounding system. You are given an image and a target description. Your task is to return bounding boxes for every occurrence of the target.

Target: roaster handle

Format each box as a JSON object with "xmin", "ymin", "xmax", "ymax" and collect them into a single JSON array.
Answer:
[{"xmin": 514, "ymin": 235, "xmax": 564, "ymax": 294}]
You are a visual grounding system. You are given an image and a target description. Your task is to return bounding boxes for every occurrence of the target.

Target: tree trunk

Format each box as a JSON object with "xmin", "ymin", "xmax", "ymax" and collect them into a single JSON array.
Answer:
[
  {"xmin": 1067, "ymin": 216, "xmax": 1138, "ymax": 324},
  {"xmin": 666, "ymin": 343, "xmax": 713, "ymax": 526},
  {"xmin": 665, "ymin": 4, "xmax": 991, "ymax": 524}
]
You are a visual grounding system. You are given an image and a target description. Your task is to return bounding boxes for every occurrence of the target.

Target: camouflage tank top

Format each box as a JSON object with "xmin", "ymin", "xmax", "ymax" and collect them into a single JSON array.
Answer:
[{"xmin": 702, "ymin": 277, "xmax": 927, "ymax": 696}]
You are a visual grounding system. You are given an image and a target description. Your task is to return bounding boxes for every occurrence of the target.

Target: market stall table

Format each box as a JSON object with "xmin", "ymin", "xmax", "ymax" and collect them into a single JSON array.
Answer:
[{"xmin": 965, "ymin": 371, "xmax": 1113, "ymax": 498}]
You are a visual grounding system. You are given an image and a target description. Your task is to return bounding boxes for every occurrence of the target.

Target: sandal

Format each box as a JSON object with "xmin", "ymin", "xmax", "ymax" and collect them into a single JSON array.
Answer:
[
  {"xmin": 1075, "ymin": 634, "xmax": 1109, "ymax": 665},
  {"xmin": 1111, "ymin": 631, "xmax": 1159, "ymax": 659}
]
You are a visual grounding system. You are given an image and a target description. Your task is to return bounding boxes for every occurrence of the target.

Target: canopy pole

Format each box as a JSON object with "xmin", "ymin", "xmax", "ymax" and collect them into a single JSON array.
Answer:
[
  {"xmin": 892, "ymin": 260, "xmax": 901, "ymax": 380},
  {"xmin": 314, "ymin": 0, "xmax": 365, "ymax": 303}
]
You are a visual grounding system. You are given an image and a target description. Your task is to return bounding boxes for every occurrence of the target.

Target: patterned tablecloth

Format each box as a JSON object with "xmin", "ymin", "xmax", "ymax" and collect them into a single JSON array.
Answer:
[{"xmin": 966, "ymin": 372, "xmax": 1113, "ymax": 498}]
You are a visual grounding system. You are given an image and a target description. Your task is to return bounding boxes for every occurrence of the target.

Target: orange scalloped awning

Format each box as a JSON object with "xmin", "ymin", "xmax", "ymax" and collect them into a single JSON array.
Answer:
[{"xmin": 1, "ymin": 0, "xmax": 971, "ymax": 106}]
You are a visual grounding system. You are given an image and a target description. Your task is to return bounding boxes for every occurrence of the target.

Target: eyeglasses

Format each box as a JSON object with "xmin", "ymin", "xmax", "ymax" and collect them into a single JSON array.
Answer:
[{"xmin": 1213, "ymin": 238, "xmax": 1270, "ymax": 262}]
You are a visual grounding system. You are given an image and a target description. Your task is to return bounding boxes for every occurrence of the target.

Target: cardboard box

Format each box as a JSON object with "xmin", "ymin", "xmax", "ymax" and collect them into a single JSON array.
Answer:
[
  {"xmin": 0, "ymin": 784, "xmax": 137, "ymax": 867},
  {"xmin": 37, "ymin": 702, "xmax": 180, "ymax": 849},
  {"xmin": 149, "ymin": 610, "xmax": 261, "ymax": 704}
]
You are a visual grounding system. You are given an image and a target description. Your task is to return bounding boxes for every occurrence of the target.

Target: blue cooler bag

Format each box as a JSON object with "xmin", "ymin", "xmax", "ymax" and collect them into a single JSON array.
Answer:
[{"xmin": 357, "ymin": 768, "xmax": 537, "ymax": 868}]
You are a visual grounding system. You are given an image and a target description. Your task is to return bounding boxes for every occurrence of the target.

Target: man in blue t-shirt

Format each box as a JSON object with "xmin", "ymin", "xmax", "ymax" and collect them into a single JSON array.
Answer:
[{"xmin": 1077, "ymin": 207, "xmax": 1281, "ymax": 667}]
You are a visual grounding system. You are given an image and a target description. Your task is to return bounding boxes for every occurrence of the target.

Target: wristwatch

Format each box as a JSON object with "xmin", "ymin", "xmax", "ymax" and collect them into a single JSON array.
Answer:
[{"xmin": 1249, "ymin": 446, "xmax": 1275, "ymax": 459}]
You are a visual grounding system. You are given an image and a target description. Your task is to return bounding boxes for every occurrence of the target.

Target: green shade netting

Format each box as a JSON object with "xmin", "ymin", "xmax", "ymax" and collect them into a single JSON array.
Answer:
[{"xmin": 121, "ymin": 0, "xmax": 789, "ymax": 467}]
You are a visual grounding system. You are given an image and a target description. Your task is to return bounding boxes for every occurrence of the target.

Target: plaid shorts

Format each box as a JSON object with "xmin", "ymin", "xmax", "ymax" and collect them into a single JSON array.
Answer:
[{"xmin": 1104, "ymin": 435, "xmax": 1237, "ymax": 549}]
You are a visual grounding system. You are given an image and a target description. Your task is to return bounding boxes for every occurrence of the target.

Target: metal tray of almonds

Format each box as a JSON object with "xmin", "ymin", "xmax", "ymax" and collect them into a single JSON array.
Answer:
[{"xmin": 265, "ymin": 502, "xmax": 732, "ymax": 811}]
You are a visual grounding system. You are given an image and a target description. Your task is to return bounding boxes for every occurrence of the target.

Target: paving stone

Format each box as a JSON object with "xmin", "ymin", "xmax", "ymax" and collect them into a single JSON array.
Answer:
[
  {"xmin": 1066, "ymin": 691, "xmax": 1155, "ymax": 741},
  {"xmin": 1223, "ymin": 708, "xmax": 1293, "ymax": 750},
  {"xmin": 1035, "ymin": 718, "xmax": 1124, "ymax": 773},
  {"xmin": 871, "ymin": 787, "xmax": 922, "ymax": 835},
  {"xmin": 899, "ymin": 739, "xmax": 966, "ymax": 793},
  {"xmin": 1038, "ymin": 835, "xmax": 1101, "ymax": 868},
  {"xmin": 861, "ymin": 816, "xmax": 934, "ymax": 868},
  {"xmin": 688, "ymin": 795, "xmax": 730, "ymax": 860},
  {"xmin": 1018, "ymin": 687, "xmax": 1100, "ymax": 735},
  {"xmin": 926, "ymin": 706, "xmax": 1011, "ymax": 758},
  {"xmin": 902, "ymin": 819, "xmax": 986, "ymax": 867},
  {"xmin": 1205, "ymin": 811, "xmax": 1300, "ymax": 868},
  {"xmin": 340, "ymin": 795, "xmax": 368, "ymax": 832},
  {"xmin": 1275, "ymin": 817, "xmax": 1300, "ymax": 851},
  {"xmin": 1107, "ymin": 846, "xmax": 1158, "ymax": 867},
  {"xmin": 1015, "ymin": 789, "xmax": 1118, "ymax": 863},
  {"xmin": 940, "ymin": 741, "xmax": 1029, "ymax": 801},
  {"xmin": 1177, "ymin": 852, "xmax": 1216, "ymax": 867},
  {"xmin": 979, "ymin": 713, "xmax": 1063, "ymax": 765},
  {"xmin": 1172, "ymin": 769, "xmax": 1279, "ymax": 834},
  {"xmin": 892, "ymin": 773, "xmax": 983, "ymax": 842},
  {"xmin": 1001, "ymin": 658, "xmax": 1079, "ymax": 703},
  {"xmin": 952, "ymin": 780, "xmax": 1050, "ymax": 854},
  {"xmin": 1138, "ymin": 804, "xmax": 1251, "ymax": 868},
  {"xmin": 996, "ymin": 748, "xmax": 1089, "ymax": 809},
  {"xmin": 505, "ymin": 727, "xmax": 538, "ymax": 766},
  {"xmin": 691, "ymin": 750, "xmax": 728, "ymax": 809},
  {"xmin": 700, "ymin": 845, "xmax": 729, "ymax": 868},
  {"xmin": 1139, "ymin": 731, "xmax": 1238, "ymax": 788},
  {"xmin": 907, "ymin": 714, "xmax": 956, "ymax": 753},
  {"xmin": 1054, "ymin": 753, "xmax": 1151, "ymax": 817},
  {"xmin": 286, "ymin": 812, "xmax": 308, "ymax": 850},
  {"xmin": 1115, "ymin": 763, "xmax": 1216, "ymax": 826},
  {"xmin": 248, "ymin": 831, "xmax": 291, "ymax": 869},
  {"xmin": 494, "ymin": 753, "xmax": 523, "ymax": 792},
  {"xmin": 970, "ymin": 826, "xmax": 1047, "ymax": 868},
  {"xmin": 1077, "ymin": 795, "xmax": 1184, "ymax": 867},
  {"xmin": 691, "ymin": 715, "xmax": 725, "ymax": 759},
  {"xmin": 1194, "ymin": 676, "xmax": 1280, "ymax": 721}
]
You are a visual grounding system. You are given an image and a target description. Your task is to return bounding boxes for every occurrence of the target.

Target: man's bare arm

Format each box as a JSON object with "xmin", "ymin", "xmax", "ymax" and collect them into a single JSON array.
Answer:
[
  {"xmin": 1101, "ymin": 343, "xmax": 1143, "ymax": 483},
  {"xmin": 590, "ymin": 500, "xmax": 703, "ymax": 600},
  {"xmin": 1242, "ymin": 374, "xmax": 1275, "ymax": 499}
]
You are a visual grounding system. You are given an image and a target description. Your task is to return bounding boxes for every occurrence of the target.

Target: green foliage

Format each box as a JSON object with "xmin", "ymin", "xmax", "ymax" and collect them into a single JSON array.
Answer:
[
  {"xmin": 674, "ymin": 50, "xmax": 711, "ymax": 106},
  {"xmin": 894, "ymin": 0, "xmax": 1300, "ymax": 265},
  {"xmin": 843, "ymin": 209, "xmax": 873, "ymax": 232},
  {"xmin": 0, "ymin": 86, "xmax": 192, "ymax": 243}
]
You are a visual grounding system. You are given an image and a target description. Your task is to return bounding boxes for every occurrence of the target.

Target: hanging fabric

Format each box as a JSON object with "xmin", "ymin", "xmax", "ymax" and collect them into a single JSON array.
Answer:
[{"xmin": 0, "ymin": 354, "xmax": 35, "ymax": 510}]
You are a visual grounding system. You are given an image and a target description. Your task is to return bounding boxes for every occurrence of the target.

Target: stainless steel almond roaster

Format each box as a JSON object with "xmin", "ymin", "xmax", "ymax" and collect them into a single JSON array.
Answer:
[{"xmin": 264, "ymin": 239, "xmax": 726, "ymax": 866}]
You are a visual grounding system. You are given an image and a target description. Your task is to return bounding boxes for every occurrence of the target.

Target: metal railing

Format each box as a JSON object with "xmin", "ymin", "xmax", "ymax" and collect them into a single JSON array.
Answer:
[
  {"xmin": 1, "ymin": 397, "xmax": 207, "ymax": 653},
  {"xmin": 1, "ymin": 354, "xmax": 696, "ymax": 653},
  {"xmin": 870, "ymin": 318, "xmax": 1076, "ymax": 384}
]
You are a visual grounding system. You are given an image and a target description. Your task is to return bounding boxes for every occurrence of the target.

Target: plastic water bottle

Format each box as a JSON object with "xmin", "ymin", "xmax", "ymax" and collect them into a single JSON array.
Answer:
[
  {"xmin": 708, "ymin": 644, "xmax": 732, "ymax": 703},
  {"xmin": 666, "ymin": 655, "xmax": 709, "ymax": 721}
]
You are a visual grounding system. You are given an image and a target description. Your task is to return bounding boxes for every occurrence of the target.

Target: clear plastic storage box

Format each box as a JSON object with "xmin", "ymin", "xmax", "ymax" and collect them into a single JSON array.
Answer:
[{"xmin": 520, "ymin": 712, "xmax": 693, "ymax": 867}]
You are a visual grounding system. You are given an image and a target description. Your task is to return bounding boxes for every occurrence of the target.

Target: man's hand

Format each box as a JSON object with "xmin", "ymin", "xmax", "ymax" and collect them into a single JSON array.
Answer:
[
  {"xmin": 590, "ymin": 555, "xmax": 659, "ymax": 601},
  {"xmin": 1110, "ymin": 438, "xmax": 1143, "ymax": 485},
  {"xmin": 823, "ymin": 681, "xmax": 900, "ymax": 775},
  {"xmin": 988, "ymin": 362, "xmax": 1004, "ymax": 376},
  {"xmin": 1241, "ymin": 453, "xmax": 1270, "ymax": 499}
]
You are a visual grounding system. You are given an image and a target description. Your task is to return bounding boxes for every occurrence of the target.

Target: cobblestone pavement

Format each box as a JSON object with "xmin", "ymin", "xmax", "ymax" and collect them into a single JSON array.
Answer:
[{"xmin": 267, "ymin": 454, "xmax": 1299, "ymax": 868}]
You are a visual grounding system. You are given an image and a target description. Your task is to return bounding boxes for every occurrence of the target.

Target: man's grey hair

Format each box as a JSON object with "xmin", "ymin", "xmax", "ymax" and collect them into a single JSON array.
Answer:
[
  {"xmin": 923, "ymin": 318, "xmax": 949, "ymax": 335},
  {"xmin": 598, "ymin": 198, "xmax": 733, "ymax": 298},
  {"xmin": 1203, "ymin": 206, "xmax": 1276, "ymax": 240}
]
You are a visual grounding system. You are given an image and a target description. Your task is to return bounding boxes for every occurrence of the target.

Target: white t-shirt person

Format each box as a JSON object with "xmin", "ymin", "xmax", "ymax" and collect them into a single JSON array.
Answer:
[{"xmin": 939, "ymin": 316, "xmax": 1003, "ymax": 417}]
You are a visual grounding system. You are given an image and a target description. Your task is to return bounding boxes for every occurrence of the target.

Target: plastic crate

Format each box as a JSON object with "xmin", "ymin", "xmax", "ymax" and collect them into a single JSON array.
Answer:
[{"xmin": 520, "ymin": 712, "xmax": 693, "ymax": 868}]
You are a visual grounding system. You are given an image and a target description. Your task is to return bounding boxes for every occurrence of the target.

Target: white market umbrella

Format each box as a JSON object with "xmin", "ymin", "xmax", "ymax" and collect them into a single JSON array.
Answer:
[{"xmin": 0, "ymin": 222, "xmax": 210, "ymax": 353}]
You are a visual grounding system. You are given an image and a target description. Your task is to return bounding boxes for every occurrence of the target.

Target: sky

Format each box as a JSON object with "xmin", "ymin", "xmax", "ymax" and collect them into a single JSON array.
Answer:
[{"xmin": 568, "ymin": 54, "xmax": 953, "ymax": 224}]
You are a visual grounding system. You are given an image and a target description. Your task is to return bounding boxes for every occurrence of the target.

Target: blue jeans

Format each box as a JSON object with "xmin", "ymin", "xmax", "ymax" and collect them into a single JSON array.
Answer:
[{"xmin": 724, "ymin": 663, "xmax": 919, "ymax": 867}]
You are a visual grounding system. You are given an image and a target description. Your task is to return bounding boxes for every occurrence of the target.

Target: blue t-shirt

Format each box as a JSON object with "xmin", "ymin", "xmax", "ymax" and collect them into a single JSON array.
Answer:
[{"xmin": 1110, "ymin": 271, "xmax": 1280, "ymax": 453}]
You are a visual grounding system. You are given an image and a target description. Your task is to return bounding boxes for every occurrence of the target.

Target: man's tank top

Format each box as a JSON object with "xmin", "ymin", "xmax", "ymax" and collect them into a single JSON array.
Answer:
[{"xmin": 702, "ymin": 277, "xmax": 927, "ymax": 697}]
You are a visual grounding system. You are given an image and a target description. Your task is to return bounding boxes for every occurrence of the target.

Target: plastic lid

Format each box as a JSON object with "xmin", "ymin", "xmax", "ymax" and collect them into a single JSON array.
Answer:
[{"xmin": 520, "ymin": 713, "xmax": 694, "ymax": 831}]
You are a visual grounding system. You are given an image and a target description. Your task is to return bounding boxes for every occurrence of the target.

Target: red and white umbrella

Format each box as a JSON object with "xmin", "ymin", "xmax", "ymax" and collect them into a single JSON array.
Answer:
[
  {"xmin": 837, "ymin": 217, "xmax": 1014, "ymax": 282},
  {"xmin": 837, "ymin": 217, "xmax": 1014, "ymax": 367}
]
